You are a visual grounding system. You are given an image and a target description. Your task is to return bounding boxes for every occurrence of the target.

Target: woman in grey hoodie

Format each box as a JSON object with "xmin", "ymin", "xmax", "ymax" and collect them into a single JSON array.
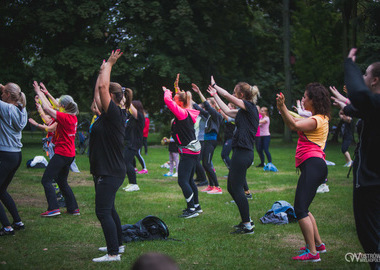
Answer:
[{"xmin": 0, "ymin": 83, "xmax": 27, "ymax": 236}]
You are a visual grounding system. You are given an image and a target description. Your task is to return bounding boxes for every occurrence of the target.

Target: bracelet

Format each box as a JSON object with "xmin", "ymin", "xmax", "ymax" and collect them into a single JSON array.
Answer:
[
  {"xmin": 210, "ymin": 92, "xmax": 217, "ymax": 97},
  {"xmin": 212, "ymin": 83, "xmax": 216, "ymax": 87},
  {"xmin": 345, "ymin": 98, "xmax": 349, "ymax": 105}
]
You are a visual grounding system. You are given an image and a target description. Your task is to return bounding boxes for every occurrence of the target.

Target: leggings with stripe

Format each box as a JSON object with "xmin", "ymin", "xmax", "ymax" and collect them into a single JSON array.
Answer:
[
  {"xmin": 202, "ymin": 140, "xmax": 219, "ymax": 187},
  {"xmin": 227, "ymin": 147, "xmax": 254, "ymax": 223},
  {"xmin": 178, "ymin": 153, "xmax": 199, "ymax": 209}
]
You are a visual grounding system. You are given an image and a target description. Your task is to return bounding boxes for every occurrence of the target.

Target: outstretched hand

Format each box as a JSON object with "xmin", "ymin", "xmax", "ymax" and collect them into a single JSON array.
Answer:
[
  {"xmin": 348, "ymin": 48, "xmax": 357, "ymax": 62},
  {"xmin": 331, "ymin": 96, "xmax": 346, "ymax": 109},
  {"xmin": 191, "ymin": 83, "xmax": 200, "ymax": 93},
  {"xmin": 33, "ymin": 81, "xmax": 41, "ymax": 93},
  {"xmin": 28, "ymin": 118, "xmax": 38, "ymax": 126},
  {"xmin": 39, "ymin": 82, "xmax": 48, "ymax": 94},
  {"xmin": 276, "ymin": 92, "xmax": 285, "ymax": 109},
  {"xmin": 107, "ymin": 49, "xmax": 123, "ymax": 66},
  {"xmin": 207, "ymin": 85, "xmax": 217, "ymax": 96},
  {"xmin": 162, "ymin": 86, "xmax": 170, "ymax": 92},
  {"xmin": 329, "ymin": 86, "xmax": 349, "ymax": 105}
]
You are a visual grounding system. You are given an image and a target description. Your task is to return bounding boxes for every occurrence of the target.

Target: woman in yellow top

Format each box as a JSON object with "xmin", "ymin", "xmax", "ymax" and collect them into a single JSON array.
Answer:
[{"xmin": 276, "ymin": 83, "xmax": 330, "ymax": 262}]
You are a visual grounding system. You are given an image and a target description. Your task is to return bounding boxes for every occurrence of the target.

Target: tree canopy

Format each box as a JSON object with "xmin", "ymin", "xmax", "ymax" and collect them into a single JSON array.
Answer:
[{"xmin": 1, "ymin": 0, "xmax": 379, "ymax": 132}]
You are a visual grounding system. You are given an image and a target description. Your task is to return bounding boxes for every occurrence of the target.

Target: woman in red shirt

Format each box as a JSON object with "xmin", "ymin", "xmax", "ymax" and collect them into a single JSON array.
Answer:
[{"xmin": 33, "ymin": 82, "xmax": 79, "ymax": 217}]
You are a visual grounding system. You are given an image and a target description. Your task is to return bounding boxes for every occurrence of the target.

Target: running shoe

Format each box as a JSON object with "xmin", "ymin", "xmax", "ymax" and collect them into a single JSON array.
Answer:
[
  {"xmin": 316, "ymin": 184, "xmax": 329, "ymax": 193},
  {"xmin": 230, "ymin": 224, "xmax": 254, "ymax": 235},
  {"xmin": 292, "ymin": 249, "xmax": 321, "ymax": 262},
  {"xmin": 201, "ymin": 185, "xmax": 213, "ymax": 192},
  {"xmin": 233, "ymin": 221, "xmax": 255, "ymax": 229},
  {"xmin": 299, "ymin": 243, "xmax": 326, "ymax": 253},
  {"xmin": 92, "ymin": 254, "xmax": 121, "ymax": 262},
  {"xmin": 343, "ymin": 161, "xmax": 353, "ymax": 167},
  {"xmin": 66, "ymin": 209, "xmax": 80, "ymax": 216},
  {"xmin": 163, "ymin": 172, "xmax": 173, "ymax": 177},
  {"xmin": 172, "ymin": 172, "xmax": 178, "ymax": 177},
  {"xmin": 183, "ymin": 205, "xmax": 203, "ymax": 214},
  {"xmin": 123, "ymin": 184, "xmax": 140, "ymax": 192},
  {"xmin": 179, "ymin": 208, "xmax": 199, "ymax": 219},
  {"xmin": 40, "ymin": 209, "xmax": 61, "ymax": 217},
  {"xmin": 0, "ymin": 227, "xmax": 15, "ymax": 236},
  {"xmin": 207, "ymin": 187, "xmax": 223, "ymax": 194},
  {"xmin": 245, "ymin": 193, "xmax": 253, "ymax": 199},
  {"xmin": 11, "ymin": 222, "xmax": 25, "ymax": 230},
  {"xmin": 137, "ymin": 169, "xmax": 148, "ymax": 174}
]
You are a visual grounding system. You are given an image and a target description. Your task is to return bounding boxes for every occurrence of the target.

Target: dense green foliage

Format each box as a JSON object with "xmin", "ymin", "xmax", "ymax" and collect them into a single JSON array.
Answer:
[{"xmin": 1, "ymin": 0, "xmax": 379, "ymax": 131}]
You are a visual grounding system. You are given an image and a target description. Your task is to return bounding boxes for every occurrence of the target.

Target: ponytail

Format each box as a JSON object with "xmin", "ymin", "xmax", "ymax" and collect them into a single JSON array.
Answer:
[
  {"xmin": 250, "ymin": 85, "xmax": 260, "ymax": 104},
  {"xmin": 124, "ymin": 88, "xmax": 133, "ymax": 110},
  {"xmin": 235, "ymin": 82, "xmax": 260, "ymax": 104},
  {"xmin": 18, "ymin": 92, "xmax": 26, "ymax": 108}
]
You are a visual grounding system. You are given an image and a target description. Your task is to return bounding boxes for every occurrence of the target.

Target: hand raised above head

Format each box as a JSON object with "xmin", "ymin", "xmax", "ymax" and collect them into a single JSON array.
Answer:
[
  {"xmin": 348, "ymin": 48, "xmax": 357, "ymax": 62},
  {"xmin": 107, "ymin": 49, "xmax": 123, "ymax": 65},
  {"xmin": 162, "ymin": 86, "xmax": 171, "ymax": 92},
  {"xmin": 207, "ymin": 85, "xmax": 217, "ymax": 96},
  {"xmin": 39, "ymin": 82, "xmax": 48, "ymax": 94},
  {"xmin": 33, "ymin": 81, "xmax": 41, "ymax": 92},
  {"xmin": 210, "ymin": 76, "xmax": 216, "ymax": 87},
  {"xmin": 276, "ymin": 92, "xmax": 285, "ymax": 108},
  {"xmin": 191, "ymin": 83, "xmax": 200, "ymax": 93}
]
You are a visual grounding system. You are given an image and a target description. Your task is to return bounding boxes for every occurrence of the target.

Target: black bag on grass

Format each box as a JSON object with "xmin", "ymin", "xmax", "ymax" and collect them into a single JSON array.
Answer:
[{"xmin": 121, "ymin": 215, "xmax": 169, "ymax": 243}]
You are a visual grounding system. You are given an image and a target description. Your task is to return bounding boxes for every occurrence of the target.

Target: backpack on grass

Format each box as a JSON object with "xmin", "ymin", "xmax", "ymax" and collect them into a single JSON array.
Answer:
[{"xmin": 121, "ymin": 216, "xmax": 169, "ymax": 243}]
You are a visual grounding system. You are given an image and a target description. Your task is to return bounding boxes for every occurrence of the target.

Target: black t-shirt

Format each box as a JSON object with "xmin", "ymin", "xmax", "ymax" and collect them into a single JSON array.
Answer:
[
  {"xmin": 232, "ymin": 100, "xmax": 259, "ymax": 150},
  {"xmin": 224, "ymin": 120, "xmax": 235, "ymax": 141},
  {"xmin": 89, "ymin": 101, "xmax": 127, "ymax": 177},
  {"xmin": 125, "ymin": 111, "xmax": 145, "ymax": 150}
]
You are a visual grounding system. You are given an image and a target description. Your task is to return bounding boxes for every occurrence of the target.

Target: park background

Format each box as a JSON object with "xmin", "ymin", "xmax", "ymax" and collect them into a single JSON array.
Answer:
[{"xmin": 1, "ymin": 0, "xmax": 379, "ymax": 269}]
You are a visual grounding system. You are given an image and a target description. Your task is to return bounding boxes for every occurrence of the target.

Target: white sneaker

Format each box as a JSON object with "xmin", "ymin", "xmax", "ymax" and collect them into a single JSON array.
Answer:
[
  {"xmin": 92, "ymin": 254, "xmax": 121, "ymax": 262},
  {"xmin": 317, "ymin": 183, "xmax": 329, "ymax": 193},
  {"xmin": 343, "ymin": 161, "xmax": 353, "ymax": 167},
  {"xmin": 123, "ymin": 184, "xmax": 140, "ymax": 192},
  {"xmin": 98, "ymin": 246, "xmax": 125, "ymax": 253},
  {"xmin": 172, "ymin": 172, "xmax": 178, "ymax": 177}
]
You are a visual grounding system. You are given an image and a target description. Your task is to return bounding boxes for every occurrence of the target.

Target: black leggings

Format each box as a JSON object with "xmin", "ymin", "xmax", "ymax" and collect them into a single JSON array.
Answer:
[
  {"xmin": 202, "ymin": 140, "xmax": 219, "ymax": 186},
  {"xmin": 133, "ymin": 148, "xmax": 146, "ymax": 170},
  {"xmin": 41, "ymin": 154, "xmax": 78, "ymax": 211},
  {"xmin": 227, "ymin": 148, "xmax": 253, "ymax": 223},
  {"xmin": 94, "ymin": 175, "xmax": 124, "ymax": 255},
  {"xmin": 124, "ymin": 148, "xmax": 137, "ymax": 184},
  {"xmin": 0, "ymin": 151, "xmax": 22, "ymax": 227},
  {"xmin": 294, "ymin": 157, "xmax": 327, "ymax": 220},
  {"xmin": 178, "ymin": 153, "xmax": 199, "ymax": 209},
  {"xmin": 194, "ymin": 141, "xmax": 207, "ymax": 182}
]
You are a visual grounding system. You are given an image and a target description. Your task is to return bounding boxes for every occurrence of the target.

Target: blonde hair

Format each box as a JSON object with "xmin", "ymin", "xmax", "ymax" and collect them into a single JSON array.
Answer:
[
  {"xmin": 235, "ymin": 82, "xmax": 260, "ymax": 104},
  {"xmin": 3, "ymin": 83, "xmax": 26, "ymax": 108},
  {"xmin": 176, "ymin": 91, "xmax": 192, "ymax": 108}
]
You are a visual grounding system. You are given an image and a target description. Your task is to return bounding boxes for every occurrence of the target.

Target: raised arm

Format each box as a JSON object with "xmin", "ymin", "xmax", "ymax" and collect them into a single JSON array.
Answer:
[
  {"xmin": 33, "ymin": 81, "xmax": 57, "ymax": 119},
  {"xmin": 129, "ymin": 102, "xmax": 138, "ymax": 119},
  {"xmin": 276, "ymin": 92, "xmax": 316, "ymax": 132},
  {"xmin": 96, "ymin": 49, "xmax": 123, "ymax": 113},
  {"xmin": 329, "ymin": 86, "xmax": 350, "ymax": 105},
  {"xmin": 40, "ymin": 82, "xmax": 59, "ymax": 109},
  {"xmin": 29, "ymin": 118, "xmax": 57, "ymax": 132},
  {"xmin": 207, "ymin": 85, "xmax": 239, "ymax": 118},
  {"xmin": 191, "ymin": 83, "xmax": 207, "ymax": 102},
  {"xmin": 210, "ymin": 76, "xmax": 246, "ymax": 110}
]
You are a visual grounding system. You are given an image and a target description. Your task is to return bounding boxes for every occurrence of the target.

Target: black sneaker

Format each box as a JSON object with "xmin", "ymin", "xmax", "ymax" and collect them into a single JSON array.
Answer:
[
  {"xmin": 233, "ymin": 221, "xmax": 255, "ymax": 229},
  {"xmin": 196, "ymin": 180, "xmax": 208, "ymax": 187},
  {"xmin": 230, "ymin": 224, "xmax": 255, "ymax": 235},
  {"xmin": 245, "ymin": 193, "xmax": 253, "ymax": 199},
  {"xmin": 179, "ymin": 208, "xmax": 199, "ymax": 219},
  {"xmin": 0, "ymin": 227, "xmax": 15, "ymax": 236},
  {"xmin": 183, "ymin": 206, "xmax": 203, "ymax": 213},
  {"xmin": 11, "ymin": 222, "xmax": 25, "ymax": 231}
]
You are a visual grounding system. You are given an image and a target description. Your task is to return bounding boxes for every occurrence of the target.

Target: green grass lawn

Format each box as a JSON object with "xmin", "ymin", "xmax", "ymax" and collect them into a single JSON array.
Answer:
[{"xmin": 0, "ymin": 132, "xmax": 369, "ymax": 269}]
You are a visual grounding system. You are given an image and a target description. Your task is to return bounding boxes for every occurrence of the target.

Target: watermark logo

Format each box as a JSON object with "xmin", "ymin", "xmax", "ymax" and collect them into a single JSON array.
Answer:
[{"xmin": 345, "ymin": 253, "xmax": 380, "ymax": 263}]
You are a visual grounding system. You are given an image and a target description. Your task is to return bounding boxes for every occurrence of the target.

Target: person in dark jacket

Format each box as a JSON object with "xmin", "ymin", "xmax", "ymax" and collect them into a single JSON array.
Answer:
[
  {"xmin": 192, "ymin": 83, "xmax": 223, "ymax": 194},
  {"xmin": 343, "ymin": 48, "xmax": 380, "ymax": 270}
]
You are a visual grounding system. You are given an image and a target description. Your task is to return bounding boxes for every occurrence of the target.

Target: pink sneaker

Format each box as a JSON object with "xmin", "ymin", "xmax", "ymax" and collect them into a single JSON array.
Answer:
[
  {"xmin": 207, "ymin": 187, "xmax": 223, "ymax": 194},
  {"xmin": 201, "ymin": 185, "xmax": 213, "ymax": 192},
  {"xmin": 292, "ymin": 250, "xmax": 321, "ymax": 262},
  {"xmin": 138, "ymin": 169, "xmax": 148, "ymax": 174},
  {"xmin": 134, "ymin": 168, "xmax": 138, "ymax": 172},
  {"xmin": 299, "ymin": 243, "xmax": 326, "ymax": 253}
]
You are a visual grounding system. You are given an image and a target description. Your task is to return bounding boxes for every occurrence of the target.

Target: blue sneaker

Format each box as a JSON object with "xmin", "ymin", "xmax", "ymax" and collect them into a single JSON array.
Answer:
[
  {"xmin": 164, "ymin": 172, "xmax": 173, "ymax": 177},
  {"xmin": 40, "ymin": 209, "xmax": 61, "ymax": 217}
]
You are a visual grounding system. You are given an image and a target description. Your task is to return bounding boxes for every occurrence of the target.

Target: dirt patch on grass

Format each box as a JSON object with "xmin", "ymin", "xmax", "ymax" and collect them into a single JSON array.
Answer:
[
  {"xmin": 281, "ymin": 233, "xmax": 304, "ymax": 247},
  {"xmin": 68, "ymin": 172, "xmax": 93, "ymax": 187},
  {"xmin": 254, "ymin": 186, "xmax": 291, "ymax": 193},
  {"xmin": 13, "ymin": 193, "xmax": 46, "ymax": 208}
]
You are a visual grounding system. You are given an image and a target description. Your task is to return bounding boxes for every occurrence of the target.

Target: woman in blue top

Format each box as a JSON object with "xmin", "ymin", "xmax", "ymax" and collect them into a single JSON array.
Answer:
[
  {"xmin": 0, "ymin": 83, "xmax": 27, "ymax": 236},
  {"xmin": 208, "ymin": 76, "xmax": 260, "ymax": 234}
]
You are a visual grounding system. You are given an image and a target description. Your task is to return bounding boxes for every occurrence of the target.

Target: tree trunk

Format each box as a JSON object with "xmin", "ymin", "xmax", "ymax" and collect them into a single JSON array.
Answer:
[{"xmin": 283, "ymin": 0, "xmax": 292, "ymax": 142}]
